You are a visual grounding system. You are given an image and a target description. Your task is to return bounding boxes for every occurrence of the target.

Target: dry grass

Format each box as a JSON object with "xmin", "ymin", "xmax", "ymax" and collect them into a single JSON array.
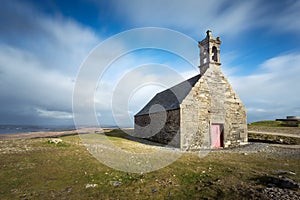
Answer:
[{"xmin": 0, "ymin": 130, "xmax": 299, "ymax": 199}]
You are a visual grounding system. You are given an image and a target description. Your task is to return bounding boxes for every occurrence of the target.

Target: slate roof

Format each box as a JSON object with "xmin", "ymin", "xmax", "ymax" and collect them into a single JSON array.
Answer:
[{"xmin": 135, "ymin": 74, "xmax": 201, "ymax": 116}]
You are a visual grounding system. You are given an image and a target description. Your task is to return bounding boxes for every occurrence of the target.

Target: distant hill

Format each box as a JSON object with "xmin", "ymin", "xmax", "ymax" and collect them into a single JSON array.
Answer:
[{"xmin": 248, "ymin": 120, "xmax": 285, "ymax": 127}]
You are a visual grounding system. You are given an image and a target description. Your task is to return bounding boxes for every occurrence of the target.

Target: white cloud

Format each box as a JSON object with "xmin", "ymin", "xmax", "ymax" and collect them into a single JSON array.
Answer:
[
  {"xmin": 99, "ymin": 0, "xmax": 300, "ymax": 38},
  {"xmin": 35, "ymin": 16, "xmax": 99, "ymax": 73},
  {"xmin": 36, "ymin": 108, "xmax": 73, "ymax": 119},
  {"xmin": 0, "ymin": 45, "xmax": 74, "ymax": 112},
  {"xmin": 0, "ymin": 1, "xmax": 100, "ymax": 124},
  {"xmin": 228, "ymin": 52, "xmax": 300, "ymax": 122}
]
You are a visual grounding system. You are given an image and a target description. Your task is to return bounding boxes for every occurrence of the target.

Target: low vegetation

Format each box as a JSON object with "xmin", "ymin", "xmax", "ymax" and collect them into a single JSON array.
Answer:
[
  {"xmin": 0, "ymin": 129, "xmax": 299, "ymax": 199},
  {"xmin": 248, "ymin": 120, "xmax": 285, "ymax": 127},
  {"xmin": 249, "ymin": 120, "xmax": 300, "ymax": 134}
]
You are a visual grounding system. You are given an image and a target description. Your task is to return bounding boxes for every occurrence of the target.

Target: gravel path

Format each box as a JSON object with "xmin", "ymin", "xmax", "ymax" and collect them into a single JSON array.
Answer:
[{"xmin": 212, "ymin": 142, "xmax": 300, "ymax": 159}]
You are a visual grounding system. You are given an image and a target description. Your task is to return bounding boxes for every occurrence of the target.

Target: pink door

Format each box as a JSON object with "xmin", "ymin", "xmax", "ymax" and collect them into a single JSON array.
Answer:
[{"xmin": 211, "ymin": 124, "xmax": 222, "ymax": 148}]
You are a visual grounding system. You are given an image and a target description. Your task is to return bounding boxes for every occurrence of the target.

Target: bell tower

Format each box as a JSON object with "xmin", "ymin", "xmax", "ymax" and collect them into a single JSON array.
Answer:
[{"xmin": 198, "ymin": 30, "xmax": 221, "ymax": 75}]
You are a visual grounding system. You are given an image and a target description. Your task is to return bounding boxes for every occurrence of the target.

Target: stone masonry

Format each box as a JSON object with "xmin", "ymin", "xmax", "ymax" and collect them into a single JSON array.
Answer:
[
  {"xmin": 180, "ymin": 64, "xmax": 247, "ymax": 150},
  {"xmin": 134, "ymin": 109, "xmax": 180, "ymax": 147}
]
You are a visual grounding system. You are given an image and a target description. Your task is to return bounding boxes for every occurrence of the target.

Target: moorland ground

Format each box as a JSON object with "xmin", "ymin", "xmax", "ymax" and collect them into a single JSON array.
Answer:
[{"xmin": 0, "ymin": 121, "xmax": 299, "ymax": 199}]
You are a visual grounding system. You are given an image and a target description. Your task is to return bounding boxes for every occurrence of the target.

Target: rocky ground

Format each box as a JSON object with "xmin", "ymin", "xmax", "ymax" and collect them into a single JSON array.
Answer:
[{"xmin": 214, "ymin": 142, "xmax": 300, "ymax": 158}]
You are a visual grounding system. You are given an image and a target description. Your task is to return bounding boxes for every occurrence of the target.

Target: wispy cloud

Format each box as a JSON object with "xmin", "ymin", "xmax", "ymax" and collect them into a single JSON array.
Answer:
[
  {"xmin": 106, "ymin": 0, "xmax": 264, "ymax": 36},
  {"xmin": 36, "ymin": 108, "xmax": 73, "ymax": 119},
  {"xmin": 102, "ymin": 0, "xmax": 300, "ymax": 38},
  {"xmin": 229, "ymin": 52, "xmax": 300, "ymax": 122}
]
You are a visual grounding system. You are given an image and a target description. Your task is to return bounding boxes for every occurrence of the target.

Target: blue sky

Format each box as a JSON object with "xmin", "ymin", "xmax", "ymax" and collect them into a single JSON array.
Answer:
[{"xmin": 0, "ymin": 0, "xmax": 300, "ymax": 127}]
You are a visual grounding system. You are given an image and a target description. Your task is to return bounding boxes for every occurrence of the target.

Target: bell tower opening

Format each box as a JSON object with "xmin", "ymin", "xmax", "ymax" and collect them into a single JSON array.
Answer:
[
  {"xmin": 212, "ymin": 46, "xmax": 218, "ymax": 62},
  {"xmin": 198, "ymin": 30, "xmax": 221, "ymax": 75}
]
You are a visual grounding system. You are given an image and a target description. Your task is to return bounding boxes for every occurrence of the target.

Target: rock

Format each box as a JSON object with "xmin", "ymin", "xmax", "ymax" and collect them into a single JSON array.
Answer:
[
  {"xmin": 85, "ymin": 183, "xmax": 98, "ymax": 188},
  {"xmin": 110, "ymin": 181, "xmax": 121, "ymax": 187},
  {"xmin": 64, "ymin": 186, "xmax": 72, "ymax": 193},
  {"xmin": 268, "ymin": 177, "xmax": 299, "ymax": 189},
  {"xmin": 279, "ymin": 139, "xmax": 284, "ymax": 143},
  {"xmin": 48, "ymin": 138, "xmax": 63, "ymax": 144},
  {"xmin": 267, "ymin": 183, "xmax": 276, "ymax": 187},
  {"xmin": 205, "ymin": 181, "xmax": 213, "ymax": 186},
  {"xmin": 277, "ymin": 170, "xmax": 296, "ymax": 176},
  {"xmin": 152, "ymin": 188, "xmax": 158, "ymax": 193},
  {"xmin": 280, "ymin": 177, "xmax": 299, "ymax": 189},
  {"xmin": 262, "ymin": 187, "xmax": 300, "ymax": 200}
]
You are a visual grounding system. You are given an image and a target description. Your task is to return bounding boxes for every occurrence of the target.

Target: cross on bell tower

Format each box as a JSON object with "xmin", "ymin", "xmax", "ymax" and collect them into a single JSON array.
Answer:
[{"xmin": 198, "ymin": 30, "xmax": 221, "ymax": 75}]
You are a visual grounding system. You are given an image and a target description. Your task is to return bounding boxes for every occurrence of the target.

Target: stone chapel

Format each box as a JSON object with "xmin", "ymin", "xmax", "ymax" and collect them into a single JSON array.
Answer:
[{"xmin": 134, "ymin": 30, "xmax": 247, "ymax": 150}]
